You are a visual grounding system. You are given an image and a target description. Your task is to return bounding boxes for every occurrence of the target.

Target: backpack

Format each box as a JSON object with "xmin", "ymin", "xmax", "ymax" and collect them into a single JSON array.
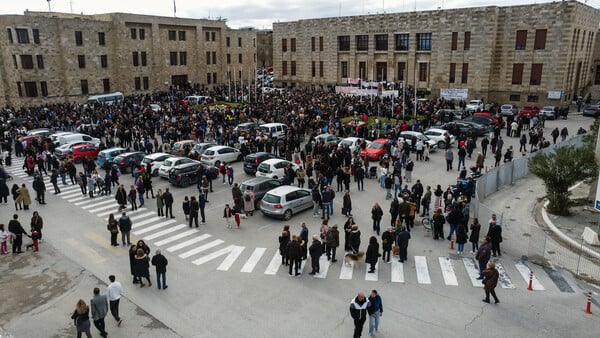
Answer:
[
  {"xmin": 244, "ymin": 194, "xmax": 252, "ymax": 202},
  {"xmin": 326, "ymin": 230, "xmax": 335, "ymax": 243}
]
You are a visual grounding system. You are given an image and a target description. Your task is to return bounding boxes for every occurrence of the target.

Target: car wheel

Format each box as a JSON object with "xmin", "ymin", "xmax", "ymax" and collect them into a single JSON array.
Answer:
[
  {"xmin": 437, "ymin": 141, "xmax": 446, "ymax": 149},
  {"xmin": 181, "ymin": 177, "xmax": 191, "ymax": 187},
  {"xmin": 283, "ymin": 209, "xmax": 293, "ymax": 220},
  {"xmin": 237, "ymin": 154, "xmax": 243, "ymax": 162}
]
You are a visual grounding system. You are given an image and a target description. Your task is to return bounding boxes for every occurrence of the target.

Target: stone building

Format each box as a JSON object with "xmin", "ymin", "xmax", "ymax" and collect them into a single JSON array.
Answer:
[
  {"xmin": 0, "ymin": 11, "xmax": 273, "ymax": 107},
  {"xmin": 273, "ymin": 0, "xmax": 600, "ymax": 107}
]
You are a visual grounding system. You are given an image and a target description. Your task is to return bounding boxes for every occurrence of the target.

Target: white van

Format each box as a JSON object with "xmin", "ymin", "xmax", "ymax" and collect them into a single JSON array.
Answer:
[
  {"xmin": 259, "ymin": 123, "xmax": 288, "ymax": 139},
  {"xmin": 55, "ymin": 133, "xmax": 101, "ymax": 146},
  {"xmin": 86, "ymin": 92, "xmax": 124, "ymax": 107},
  {"xmin": 184, "ymin": 95, "xmax": 211, "ymax": 105}
]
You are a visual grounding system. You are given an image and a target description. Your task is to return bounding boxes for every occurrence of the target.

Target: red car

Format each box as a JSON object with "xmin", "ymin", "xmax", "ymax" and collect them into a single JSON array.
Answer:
[
  {"xmin": 360, "ymin": 138, "xmax": 390, "ymax": 161},
  {"xmin": 519, "ymin": 105, "xmax": 540, "ymax": 118},
  {"xmin": 72, "ymin": 144, "xmax": 100, "ymax": 163}
]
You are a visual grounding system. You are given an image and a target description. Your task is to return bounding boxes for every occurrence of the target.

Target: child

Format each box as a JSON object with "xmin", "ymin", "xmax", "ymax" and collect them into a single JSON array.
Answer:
[
  {"xmin": 226, "ymin": 164, "xmax": 234, "ymax": 185},
  {"xmin": 26, "ymin": 230, "xmax": 39, "ymax": 252},
  {"xmin": 223, "ymin": 204, "xmax": 233, "ymax": 229},
  {"xmin": 234, "ymin": 212, "xmax": 241, "ymax": 229},
  {"xmin": 0, "ymin": 224, "xmax": 8, "ymax": 254}
]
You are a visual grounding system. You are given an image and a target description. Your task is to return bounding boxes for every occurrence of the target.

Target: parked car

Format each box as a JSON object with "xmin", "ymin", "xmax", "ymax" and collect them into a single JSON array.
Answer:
[
  {"xmin": 256, "ymin": 158, "xmax": 299, "ymax": 179},
  {"xmin": 239, "ymin": 177, "xmax": 283, "ymax": 209},
  {"xmin": 170, "ymin": 140, "xmax": 196, "ymax": 156},
  {"xmin": 96, "ymin": 147, "xmax": 127, "ymax": 169},
  {"xmin": 27, "ymin": 128, "xmax": 54, "ymax": 137},
  {"xmin": 463, "ymin": 115, "xmax": 496, "ymax": 127},
  {"xmin": 465, "ymin": 99, "xmax": 484, "ymax": 112},
  {"xmin": 398, "ymin": 131, "xmax": 437, "ymax": 150},
  {"xmin": 436, "ymin": 109, "xmax": 464, "ymax": 123},
  {"xmin": 234, "ymin": 122, "xmax": 260, "ymax": 136},
  {"xmin": 540, "ymin": 106, "xmax": 559, "ymax": 120},
  {"xmin": 423, "ymin": 128, "xmax": 456, "ymax": 149},
  {"xmin": 441, "ymin": 121, "xmax": 490, "ymax": 136},
  {"xmin": 158, "ymin": 156, "xmax": 196, "ymax": 178},
  {"xmin": 360, "ymin": 138, "xmax": 390, "ymax": 161},
  {"xmin": 112, "ymin": 151, "xmax": 146, "ymax": 174},
  {"xmin": 519, "ymin": 105, "xmax": 540, "ymax": 118},
  {"xmin": 54, "ymin": 141, "xmax": 96, "ymax": 160},
  {"xmin": 243, "ymin": 152, "xmax": 277, "ymax": 175},
  {"xmin": 168, "ymin": 162, "xmax": 218, "ymax": 187},
  {"xmin": 315, "ymin": 133, "xmax": 342, "ymax": 145},
  {"xmin": 71, "ymin": 144, "xmax": 100, "ymax": 163},
  {"xmin": 260, "ymin": 186, "xmax": 313, "ymax": 220},
  {"xmin": 583, "ymin": 101, "xmax": 600, "ymax": 117},
  {"xmin": 141, "ymin": 152, "xmax": 173, "ymax": 176},
  {"xmin": 500, "ymin": 104, "xmax": 519, "ymax": 117},
  {"xmin": 338, "ymin": 137, "xmax": 371, "ymax": 153},
  {"xmin": 191, "ymin": 142, "xmax": 218, "ymax": 158},
  {"xmin": 259, "ymin": 123, "xmax": 288, "ymax": 139},
  {"xmin": 201, "ymin": 145, "xmax": 243, "ymax": 167}
]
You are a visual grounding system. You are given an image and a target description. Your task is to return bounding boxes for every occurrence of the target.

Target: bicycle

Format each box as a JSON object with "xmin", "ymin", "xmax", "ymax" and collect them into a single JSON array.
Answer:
[{"xmin": 421, "ymin": 213, "xmax": 433, "ymax": 236}]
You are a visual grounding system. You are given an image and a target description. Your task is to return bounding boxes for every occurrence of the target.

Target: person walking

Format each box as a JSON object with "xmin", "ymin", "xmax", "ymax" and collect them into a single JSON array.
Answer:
[
  {"xmin": 349, "ymin": 292, "xmax": 370, "ymax": 338},
  {"xmin": 223, "ymin": 204, "xmax": 234, "ymax": 229},
  {"xmin": 107, "ymin": 213, "xmax": 119, "ymax": 247},
  {"xmin": 15, "ymin": 183, "xmax": 31, "ymax": 210},
  {"xmin": 198, "ymin": 191, "xmax": 206, "ymax": 224},
  {"xmin": 381, "ymin": 227, "xmax": 394, "ymax": 263},
  {"xmin": 118, "ymin": 211, "xmax": 132, "ymax": 246},
  {"xmin": 182, "ymin": 196, "xmax": 190, "ymax": 221},
  {"xmin": 287, "ymin": 235, "xmax": 302, "ymax": 276},
  {"xmin": 156, "ymin": 189, "xmax": 164, "ymax": 217},
  {"xmin": 456, "ymin": 223, "xmax": 468, "ymax": 254},
  {"xmin": 396, "ymin": 226, "xmax": 411, "ymax": 263},
  {"xmin": 128, "ymin": 185, "xmax": 137, "ymax": 210},
  {"xmin": 279, "ymin": 229, "xmax": 290, "ymax": 266},
  {"xmin": 487, "ymin": 221, "xmax": 503, "ymax": 257},
  {"xmin": 8, "ymin": 214, "xmax": 28, "ymax": 254},
  {"xmin": 308, "ymin": 235, "xmax": 323, "ymax": 275},
  {"xmin": 71, "ymin": 299, "xmax": 92, "ymax": 338},
  {"xmin": 350, "ymin": 225, "xmax": 361, "ymax": 254},
  {"xmin": 343, "ymin": 217, "xmax": 356, "ymax": 251},
  {"xmin": 445, "ymin": 148, "xmax": 454, "ymax": 171},
  {"xmin": 33, "ymin": 175, "xmax": 46, "ymax": 204},
  {"xmin": 50, "ymin": 169, "xmax": 61, "ymax": 194},
  {"xmin": 367, "ymin": 290, "xmax": 383, "ymax": 337},
  {"xmin": 365, "ymin": 236, "xmax": 379, "ymax": 273},
  {"xmin": 106, "ymin": 275, "xmax": 123, "ymax": 327},
  {"xmin": 90, "ymin": 287, "xmax": 109, "ymax": 338},
  {"xmin": 371, "ymin": 203, "xmax": 383, "ymax": 236},
  {"xmin": 189, "ymin": 196, "xmax": 199, "ymax": 228},
  {"xmin": 151, "ymin": 249, "xmax": 169, "ymax": 290},
  {"xmin": 476, "ymin": 237, "xmax": 493, "ymax": 279},
  {"xmin": 482, "ymin": 261, "xmax": 500, "ymax": 304},
  {"xmin": 325, "ymin": 224, "xmax": 339, "ymax": 262},
  {"xmin": 342, "ymin": 190, "xmax": 353, "ymax": 217},
  {"xmin": 469, "ymin": 218, "xmax": 481, "ymax": 253},
  {"xmin": 300, "ymin": 222, "xmax": 309, "ymax": 260}
]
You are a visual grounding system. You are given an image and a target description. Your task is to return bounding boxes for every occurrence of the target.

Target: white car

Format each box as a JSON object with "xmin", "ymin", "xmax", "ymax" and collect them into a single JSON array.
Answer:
[
  {"xmin": 423, "ymin": 128, "xmax": 456, "ymax": 149},
  {"xmin": 141, "ymin": 152, "xmax": 172, "ymax": 176},
  {"xmin": 256, "ymin": 159, "xmax": 299, "ymax": 179},
  {"xmin": 398, "ymin": 131, "xmax": 437, "ymax": 150},
  {"xmin": 158, "ymin": 156, "xmax": 196, "ymax": 178},
  {"xmin": 465, "ymin": 99, "xmax": 484, "ymax": 112},
  {"xmin": 338, "ymin": 137, "xmax": 372, "ymax": 153},
  {"xmin": 201, "ymin": 145, "xmax": 243, "ymax": 167}
]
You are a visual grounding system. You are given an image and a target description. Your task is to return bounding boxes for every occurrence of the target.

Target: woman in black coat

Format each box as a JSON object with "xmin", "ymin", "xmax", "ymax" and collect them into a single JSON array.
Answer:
[
  {"xmin": 381, "ymin": 228, "xmax": 394, "ymax": 263},
  {"xmin": 469, "ymin": 218, "xmax": 481, "ymax": 253},
  {"xmin": 349, "ymin": 225, "xmax": 361, "ymax": 254},
  {"xmin": 365, "ymin": 236, "xmax": 379, "ymax": 273},
  {"xmin": 115, "ymin": 184, "xmax": 127, "ymax": 211},
  {"xmin": 487, "ymin": 223, "xmax": 503, "ymax": 257},
  {"xmin": 456, "ymin": 224, "xmax": 468, "ymax": 254},
  {"xmin": 371, "ymin": 203, "xmax": 384, "ymax": 236},
  {"xmin": 133, "ymin": 248, "xmax": 152, "ymax": 287},
  {"xmin": 343, "ymin": 217, "xmax": 356, "ymax": 251},
  {"xmin": 129, "ymin": 244, "xmax": 138, "ymax": 284},
  {"xmin": 342, "ymin": 190, "xmax": 352, "ymax": 217}
]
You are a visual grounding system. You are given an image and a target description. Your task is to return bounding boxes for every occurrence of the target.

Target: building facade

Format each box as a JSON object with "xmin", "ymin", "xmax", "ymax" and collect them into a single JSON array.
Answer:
[
  {"xmin": 273, "ymin": 0, "xmax": 600, "ymax": 106},
  {"xmin": 0, "ymin": 11, "xmax": 273, "ymax": 107}
]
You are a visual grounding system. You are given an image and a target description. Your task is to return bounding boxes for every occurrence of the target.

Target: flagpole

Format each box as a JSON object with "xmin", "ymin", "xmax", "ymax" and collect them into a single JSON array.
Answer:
[
  {"xmin": 227, "ymin": 66, "xmax": 231, "ymax": 102},
  {"xmin": 173, "ymin": 0, "xmax": 177, "ymax": 18},
  {"xmin": 234, "ymin": 66, "xmax": 237, "ymax": 103}
]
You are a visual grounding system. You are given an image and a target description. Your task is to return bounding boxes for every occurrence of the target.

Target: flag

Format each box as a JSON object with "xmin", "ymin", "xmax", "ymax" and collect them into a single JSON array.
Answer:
[{"xmin": 173, "ymin": 0, "xmax": 177, "ymax": 17}]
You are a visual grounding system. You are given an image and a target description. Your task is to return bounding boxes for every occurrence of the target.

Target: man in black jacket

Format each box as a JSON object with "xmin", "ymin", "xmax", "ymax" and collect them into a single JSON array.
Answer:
[
  {"xmin": 308, "ymin": 235, "xmax": 323, "ymax": 275},
  {"xmin": 349, "ymin": 292, "xmax": 370, "ymax": 338},
  {"xmin": 8, "ymin": 214, "xmax": 28, "ymax": 254},
  {"xmin": 287, "ymin": 236, "xmax": 302, "ymax": 276},
  {"xmin": 151, "ymin": 249, "xmax": 169, "ymax": 290},
  {"xmin": 33, "ymin": 175, "xmax": 46, "ymax": 204},
  {"xmin": 162, "ymin": 188, "xmax": 174, "ymax": 218},
  {"xmin": 118, "ymin": 212, "xmax": 132, "ymax": 246}
]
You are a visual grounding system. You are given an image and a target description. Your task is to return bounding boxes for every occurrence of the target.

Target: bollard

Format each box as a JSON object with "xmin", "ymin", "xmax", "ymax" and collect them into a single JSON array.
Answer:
[
  {"xmin": 527, "ymin": 270, "xmax": 534, "ymax": 291},
  {"xmin": 584, "ymin": 291, "xmax": 593, "ymax": 314},
  {"xmin": 449, "ymin": 236, "xmax": 455, "ymax": 250}
]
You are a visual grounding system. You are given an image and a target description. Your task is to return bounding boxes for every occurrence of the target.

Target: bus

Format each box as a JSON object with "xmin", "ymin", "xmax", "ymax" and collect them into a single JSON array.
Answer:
[{"xmin": 86, "ymin": 92, "xmax": 124, "ymax": 107}]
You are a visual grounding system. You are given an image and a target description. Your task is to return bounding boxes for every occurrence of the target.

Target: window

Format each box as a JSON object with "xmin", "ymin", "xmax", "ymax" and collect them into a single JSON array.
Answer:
[
  {"xmin": 32, "ymin": 29, "xmax": 39, "ymax": 44},
  {"xmin": 206, "ymin": 51, "xmax": 211, "ymax": 64},
  {"xmin": 16, "ymin": 28, "xmax": 29, "ymax": 43},
  {"xmin": 375, "ymin": 34, "xmax": 388, "ymax": 51},
  {"xmin": 7, "ymin": 28, "xmax": 13, "ymax": 43},
  {"xmin": 397, "ymin": 62, "xmax": 406, "ymax": 81},
  {"xmin": 168, "ymin": 30, "xmax": 176, "ymax": 41},
  {"xmin": 291, "ymin": 61, "xmax": 296, "ymax": 76},
  {"xmin": 80, "ymin": 80, "xmax": 89, "ymax": 95},
  {"xmin": 319, "ymin": 36, "xmax": 323, "ymax": 51},
  {"xmin": 16, "ymin": 82, "xmax": 22, "ymax": 97},
  {"xmin": 226, "ymin": 53, "xmax": 231, "ymax": 64},
  {"xmin": 178, "ymin": 31, "xmax": 186, "ymax": 41},
  {"xmin": 139, "ymin": 29, "xmax": 145, "ymax": 40},
  {"xmin": 40, "ymin": 81, "xmax": 48, "ymax": 97},
  {"xmin": 20, "ymin": 55, "xmax": 34, "ymax": 69},
  {"xmin": 451, "ymin": 32, "xmax": 458, "ymax": 50},
  {"xmin": 282, "ymin": 61, "xmax": 287, "ymax": 76},
  {"xmin": 509, "ymin": 94, "xmax": 520, "ymax": 101},
  {"xmin": 143, "ymin": 76, "xmax": 149, "ymax": 90},
  {"xmin": 75, "ymin": 31, "xmax": 83, "ymax": 45},
  {"xmin": 312, "ymin": 61, "xmax": 316, "ymax": 77},
  {"xmin": 132, "ymin": 52, "xmax": 139, "ymax": 66},
  {"xmin": 341, "ymin": 61, "xmax": 348, "ymax": 78},
  {"xmin": 356, "ymin": 35, "xmax": 368, "ymax": 51},
  {"xmin": 461, "ymin": 63, "xmax": 469, "ymax": 84},
  {"xmin": 418, "ymin": 63, "xmax": 428, "ymax": 82},
  {"xmin": 253, "ymin": 37, "xmax": 255, "ymax": 47},
  {"xmin": 226, "ymin": 37, "xmax": 230, "ymax": 47},
  {"xmin": 464, "ymin": 31, "xmax": 471, "ymax": 50},
  {"xmin": 212, "ymin": 52, "xmax": 216, "ymax": 64},
  {"xmin": 359, "ymin": 62, "xmax": 366, "ymax": 79},
  {"xmin": 205, "ymin": 32, "xmax": 210, "ymax": 41},
  {"xmin": 395, "ymin": 34, "xmax": 409, "ymax": 51},
  {"xmin": 211, "ymin": 32, "xmax": 216, "ymax": 41},
  {"xmin": 534, "ymin": 29, "xmax": 546, "ymax": 50},
  {"xmin": 207, "ymin": 73, "xmax": 212, "ymax": 84},
  {"xmin": 338, "ymin": 36, "xmax": 350, "ymax": 51},
  {"xmin": 134, "ymin": 77, "xmax": 141, "ymax": 90},
  {"xmin": 282, "ymin": 38, "xmax": 287, "ymax": 52},
  {"xmin": 98, "ymin": 32, "xmax": 105, "ymax": 46},
  {"xmin": 170, "ymin": 52, "xmax": 178, "ymax": 66},
  {"xmin": 130, "ymin": 28, "xmax": 137, "ymax": 39},
  {"xmin": 102, "ymin": 78, "xmax": 110, "ymax": 93},
  {"xmin": 78, "ymin": 55, "xmax": 86, "ymax": 68},
  {"xmin": 512, "ymin": 63, "xmax": 523, "ymax": 84},
  {"xmin": 213, "ymin": 73, "xmax": 217, "ymax": 84},
  {"xmin": 12, "ymin": 55, "xmax": 17, "ymax": 69},
  {"xmin": 179, "ymin": 52, "xmax": 187, "ymax": 66},
  {"xmin": 141, "ymin": 52, "xmax": 147, "ymax": 66},
  {"xmin": 449, "ymin": 63, "xmax": 456, "ymax": 83},
  {"xmin": 36, "ymin": 55, "xmax": 44, "ymax": 69},
  {"xmin": 527, "ymin": 95, "xmax": 539, "ymax": 102},
  {"xmin": 238, "ymin": 37, "xmax": 242, "ymax": 47},
  {"xmin": 530, "ymin": 63, "xmax": 543, "ymax": 85},
  {"xmin": 417, "ymin": 33, "xmax": 432, "ymax": 51},
  {"xmin": 311, "ymin": 37, "xmax": 315, "ymax": 51},
  {"xmin": 24, "ymin": 82, "xmax": 37, "ymax": 97},
  {"xmin": 100, "ymin": 55, "xmax": 108, "ymax": 68},
  {"xmin": 238, "ymin": 54, "xmax": 242, "ymax": 63},
  {"xmin": 291, "ymin": 38, "xmax": 296, "ymax": 52},
  {"xmin": 516, "ymin": 30, "xmax": 527, "ymax": 50},
  {"xmin": 319, "ymin": 61, "xmax": 324, "ymax": 78}
]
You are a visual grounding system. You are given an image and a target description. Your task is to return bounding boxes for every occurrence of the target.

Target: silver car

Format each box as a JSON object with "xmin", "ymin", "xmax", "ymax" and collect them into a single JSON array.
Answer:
[{"xmin": 260, "ymin": 186, "xmax": 313, "ymax": 220}]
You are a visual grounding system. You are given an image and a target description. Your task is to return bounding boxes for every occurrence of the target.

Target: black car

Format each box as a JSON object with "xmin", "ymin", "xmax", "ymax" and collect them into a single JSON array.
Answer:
[
  {"xmin": 239, "ymin": 177, "xmax": 283, "ymax": 208},
  {"xmin": 112, "ymin": 151, "xmax": 147, "ymax": 174},
  {"xmin": 235, "ymin": 122, "xmax": 260, "ymax": 136},
  {"xmin": 441, "ymin": 121, "xmax": 490, "ymax": 137},
  {"xmin": 243, "ymin": 152, "xmax": 277, "ymax": 175},
  {"xmin": 168, "ymin": 162, "xmax": 218, "ymax": 187}
]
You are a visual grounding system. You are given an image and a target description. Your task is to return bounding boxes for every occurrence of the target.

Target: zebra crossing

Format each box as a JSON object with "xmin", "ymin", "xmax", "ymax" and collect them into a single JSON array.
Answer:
[{"xmin": 4, "ymin": 159, "xmax": 572, "ymax": 292}]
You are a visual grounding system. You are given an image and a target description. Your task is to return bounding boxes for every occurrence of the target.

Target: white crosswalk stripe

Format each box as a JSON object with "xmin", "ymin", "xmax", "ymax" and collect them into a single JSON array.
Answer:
[
  {"xmin": 240, "ymin": 248, "xmax": 266, "ymax": 273},
  {"xmin": 179, "ymin": 239, "xmax": 224, "ymax": 259},
  {"xmin": 314, "ymin": 256, "xmax": 331, "ymax": 279},
  {"xmin": 154, "ymin": 229, "xmax": 198, "ymax": 246},
  {"xmin": 132, "ymin": 216, "xmax": 163, "ymax": 228},
  {"xmin": 143, "ymin": 224, "xmax": 188, "ymax": 241},
  {"xmin": 339, "ymin": 260, "xmax": 354, "ymax": 280},
  {"xmin": 439, "ymin": 257, "xmax": 459, "ymax": 286},
  {"xmin": 462, "ymin": 257, "xmax": 484, "ymax": 288},
  {"xmin": 365, "ymin": 262, "xmax": 379, "ymax": 281},
  {"xmin": 132, "ymin": 219, "xmax": 177, "ymax": 236},
  {"xmin": 391, "ymin": 260, "xmax": 405, "ymax": 283},
  {"xmin": 264, "ymin": 251, "xmax": 281, "ymax": 275},
  {"xmin": 494, "ymin": 261, "xmax": 516, "ymax": 289},
  {"xmin": 415, "ymin": 256, "xmax": 432, "ymax": 284},
  {"xmin": 167, "ymin": 234, "xmax": 212, "ymax": 252},
  {"xmin": 514, "ymin": 261, "xmax": 545, "ymax": 291}
]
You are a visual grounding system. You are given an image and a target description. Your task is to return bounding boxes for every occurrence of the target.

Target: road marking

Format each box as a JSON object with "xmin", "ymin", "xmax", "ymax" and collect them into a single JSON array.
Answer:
[
  {"xmin": 97, "ymin": 207, "xmax": 147, "ymax": 217},
  {"xmin": 67, "ymin": 196, "xmax": 88, "ymax": 202},
  {"xmin": 314, "ymin": 255, "xmax": 331, "ymax": 279},
  {"xmin": 339, "ymin": 260, "xmax": 354, "ymax": 280},
  {"xmin": 415, "ymin": 256, "xmax": 431, "ymax": 284},
  {"xmin": 129, "ymin": 212, "xmax": 157, "ymax": 221},
  {"xmin": 365, "ymin": 261, "xmax": 379, "ymax": 281},
  {"xmin": 179, "ymin": 239, "xmax": 224, "ymax": 259},
  {"xmin": 133, "ymin": 219, "xmax": 177, "ymax": 235},
  {"xmin": 154, "ymin": 229, "xmax": 198, "ymax": 246},
  {"xmin": 87, "ymin": 203, "xmax": 120, "ymax": 213},
  {"xmin": 514, "ymin": 261, "xmax": 545, "ymax": 291},
  {"xmin": 80, "ymin": 199, "xmax": 113, "ymax": 209},
  {"xmin": 167, "ymin": 234, "xmax": 212, "ymax": 252},
  {"xmin": 494, "ymin": 261, "xmax": 516, "ymax": 289},
  {"xmin": 264, "ymin": 251, "xmax": 281, "ymax": 275},
  {"xmin": 438, "ymin": 257, "xmax": 459, "ymax": 286},
  {"xmin": 214, "ymin": 245, "xmax": 246, "ymax": 270},
  {"xmin": 143, "ymin": 224, "xmax": 187, "ymax": 241},
  {"xmin": 131, "ymin": 216, "xmax": 162, "ymax": 228},
  {"xmin": 391, "ymin": 260, "xmax": 405, "ymax": 283},
  {"xmin": 257, "ymin": 222, "xmax": 279, "ymax": 231},
  {"xmin": 62, "ymin": 191, "xmax": 85, "ymax": 199},
  {"xmin": 190, "ymin": 244, "xmax": 240, "ymax": 267},
  {"xmin": 241, "ymin": 248, "xmax": 266, "ymax": 273},
  {"xmin": 462, "ymin": 257, "xmax": 483, "ymax": 287}
]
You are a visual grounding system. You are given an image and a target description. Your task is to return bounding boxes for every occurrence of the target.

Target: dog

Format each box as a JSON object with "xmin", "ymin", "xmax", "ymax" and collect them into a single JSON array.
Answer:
[{"xmin": 344, "ymin": 251, "xmax": 365, "ymax": 266}]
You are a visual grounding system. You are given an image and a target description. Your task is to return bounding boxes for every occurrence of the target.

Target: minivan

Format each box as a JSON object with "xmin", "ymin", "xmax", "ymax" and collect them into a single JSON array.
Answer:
[{"xmin": 259, "ymin": 123, "xmax": 287, "ymax": 139}]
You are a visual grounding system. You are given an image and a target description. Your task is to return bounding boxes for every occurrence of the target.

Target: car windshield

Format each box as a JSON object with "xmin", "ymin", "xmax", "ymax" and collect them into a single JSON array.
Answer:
[
  {"xmin": 204, "ymin": 150, "xmax": 215, "ymax": 156},
  {"xmin": 257, "ymin": 163, "xmax": 270, "ymax": 172},
  {"xmin": 369, "ymin": 143, "xmax": 384, "ymax": 150},
  {"xmin": 262, "ymin": 193, "xmax": 281, "ymax": 203},
  {"xmin": 239, "ymin": 184, "xmax": 253, "ymax": 192},
  {"xmin": 163, "ymin": 159, "xmax": 173, "ymax": 166},
  {"xmin": 339, "ymin": 139, "xmax": 352, "ymax": 146},
  {"xmin": 501, "ymin": 105, "xmax": 512, "ymax": 110}
]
